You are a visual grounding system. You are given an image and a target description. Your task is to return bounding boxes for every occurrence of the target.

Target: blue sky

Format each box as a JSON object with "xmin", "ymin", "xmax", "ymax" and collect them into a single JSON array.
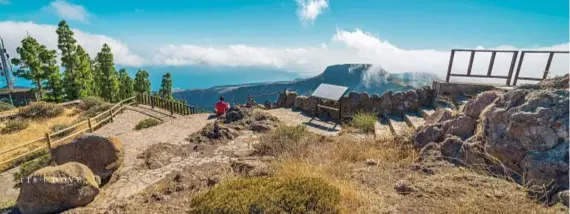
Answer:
[{"xmin": 0, "ymin": 0, "xmax": 568, "ymax": 89}]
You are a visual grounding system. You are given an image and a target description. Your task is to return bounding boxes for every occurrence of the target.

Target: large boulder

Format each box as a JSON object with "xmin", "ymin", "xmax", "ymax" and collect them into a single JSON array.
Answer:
[
  {"xmin": 404, "ymin": 90, "xmax": 420, "ymax": 111},
  {"xmin": 424, "ymin": 108, "xmax": 455, "ymax": 125},
  {"xmin": 413, "ymin": 113, "xmax": 477, "ymax": 149},
  {"xmin": 285, "ymin": 91, "xmax": 298, "ymax": 108},
  {"xmin": 17, "ymin": 162, "xmax": 100, "ymax": 214},
  {"xmin": 294, "ymin": 96, "xmax": 306, "ymax": 109},
  {"xmin": 441, "ymin": 114, "xmax": 478, "ymax": 139},
  {"xmin": 461, "ymin": 91, "xmax": 500, "ymax": 119},
  {"xmin": 480, "ymin": 89, "xmax": 569, "ymax": 197},
  {"xmin": 371, "ymin": 95, "xmax": 382, "ymax": 113},
  {"xmin": 379, "ymin": 91, "xmax": 393, "ymax": 115},
  {"xmin": 53, "ymin": 134, "xmax": 123, "ymax": 182},
  {"xmin": 348, "ymin": 92, "xmax": 361, "ymax": 112},
  {"xmin": 225, "ymin": 107, "xmax": 245, "ymax": 122},
  {"xmin": 359, "ymin": 93, "xmax": 373, "ymax": 112},
  {"xmin": 391, "ymin": 92, "xmax": 406, "ymax": 116},
  {"xmin": 277, "ymin": 91, "xmax": 288, "ymax": 107},
  {"xmin": 413, "ymin": 125, "xmax": 444, "ymax": 149},
  {"xmin": 302, "ymin": 96, "xmax": 318, "ymax": 114}
]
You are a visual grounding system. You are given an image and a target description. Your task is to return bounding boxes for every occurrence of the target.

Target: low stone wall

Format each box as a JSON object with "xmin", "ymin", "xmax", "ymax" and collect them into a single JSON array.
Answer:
[{"xmin": 277, "ymin": 86, "xmax": 434, "ymax": 119}]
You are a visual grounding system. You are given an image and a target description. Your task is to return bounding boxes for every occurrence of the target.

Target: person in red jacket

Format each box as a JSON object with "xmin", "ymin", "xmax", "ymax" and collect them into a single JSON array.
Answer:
[{"xmin": 215, "ymin": 96, "xmax": 230, "ymax": 116}]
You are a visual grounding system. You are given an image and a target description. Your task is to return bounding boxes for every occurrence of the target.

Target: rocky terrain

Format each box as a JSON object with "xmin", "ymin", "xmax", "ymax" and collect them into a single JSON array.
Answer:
[
  {"xmin": 1, "ymin": 75, "xmax": 568, "ymax": 214},
  {"xmin": 173, "ymin": 64, "xmax": 439, "ymax": 108}
]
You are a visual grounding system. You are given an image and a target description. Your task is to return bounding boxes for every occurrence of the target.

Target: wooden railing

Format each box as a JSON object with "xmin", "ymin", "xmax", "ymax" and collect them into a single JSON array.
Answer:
[
  {"xmin": 0, "ymin": 96, "xmax": 136, "ymax": 171},
  {"xmin": 136, "ymin": 93, "xmax": 208, "ymax": 115}
]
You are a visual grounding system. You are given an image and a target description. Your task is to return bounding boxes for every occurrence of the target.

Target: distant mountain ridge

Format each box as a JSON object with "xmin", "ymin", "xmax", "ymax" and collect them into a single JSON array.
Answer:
[{"xmin": 173, "ymin": 64, "xmax": 440, "ymax": 108}]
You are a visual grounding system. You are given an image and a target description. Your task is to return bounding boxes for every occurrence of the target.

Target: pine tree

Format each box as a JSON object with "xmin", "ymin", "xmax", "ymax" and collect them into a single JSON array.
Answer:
[
  {"xmin": 91, "ymin": 56, "xmax": 101, "ymax": 96},
  {"xmin": 158, "ymin": 72, "xmax": 173, "ymax": 100},
  {"xmin": 133, "ymin": 69, "xmax": 151, "ymax": 95},
  {"xmin": 75, "ymin": 45, "xmax": 94, "ymax": 98},
  {"xmin": 10, "ymin": 36, "xmax": 48, "ymax": 99},
  {"xmin": 117, "ymin": 68, "xmax": 134, "ymax": 100},
  {"xmin": 95, "ymin": 44, "xmax": 119, "ymax": 102},
  {"xmin": 56, "ymin": 20, "xmax": 82, "ymax": 100},
  {"xmin": 39, "ymin": 46, "xmax": 64, "ymax": 102}
]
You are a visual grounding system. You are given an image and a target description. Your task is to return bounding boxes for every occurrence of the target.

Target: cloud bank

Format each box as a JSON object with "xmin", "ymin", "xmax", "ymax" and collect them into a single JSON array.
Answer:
[
  {"xmin": 294, "ymin": 0, "xmax": 329, "ymax": 24},
  {"xmin": 0, "ymin": 21, "xmax": 144, "ymax": 66},
  {"xmin": 1, "ymin": 21, "xmax": 567, "ymax": 84}
]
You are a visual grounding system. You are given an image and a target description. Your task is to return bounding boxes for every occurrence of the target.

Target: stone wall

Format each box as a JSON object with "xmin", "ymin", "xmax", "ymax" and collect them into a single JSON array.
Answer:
[{"xmin": 277, "ymin": 86, "xmax": 434, "ymax": 119}]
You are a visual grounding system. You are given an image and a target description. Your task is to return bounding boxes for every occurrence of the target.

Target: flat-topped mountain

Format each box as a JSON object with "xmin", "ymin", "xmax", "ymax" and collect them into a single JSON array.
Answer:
[{"xmin": 173, "ymin": 64, "xmax": 439, "ymax": 107}]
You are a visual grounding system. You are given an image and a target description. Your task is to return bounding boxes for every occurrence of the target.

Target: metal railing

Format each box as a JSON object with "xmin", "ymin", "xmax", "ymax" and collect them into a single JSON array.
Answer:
[
  {"xmin": 445, "ymin": 49, "xmax": 569, "ymax": 86},
  {"xmin": 0, "ymin": 96, "xmax": 136, "ymax": 172},
  {"xmin": 446, "ymin": 49, "xmax": 519, "ymax": 86},
  {"xmin": 513, "ymin": 50, "xmax": 569, "ymax": 86}
]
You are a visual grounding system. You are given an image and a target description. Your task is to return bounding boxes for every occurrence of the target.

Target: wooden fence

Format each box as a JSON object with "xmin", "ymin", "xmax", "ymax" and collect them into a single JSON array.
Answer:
[
  {"xmin": 136, "ymin": 93, "xmax": 208, "ymax": 115},
  {"xmin": 0, "ymin": 96, "xmax": 136, "ymax": 171}
]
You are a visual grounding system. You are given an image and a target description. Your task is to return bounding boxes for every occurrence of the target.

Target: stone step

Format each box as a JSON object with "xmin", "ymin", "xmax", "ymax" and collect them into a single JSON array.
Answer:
[
  {"xmin": 404, "ymin": 113, "xmax": 426, "ymax": 130},
  {"xmin": 419, "ymin": 108, "xmax": 436, "ymax": 119},
  {"xmin": 387, "ymin": 116, "xmax": 410, "ymax": 137},
  {"xmin": 374, "ymin": 119, "xmax": 392, "ymax": 139}
]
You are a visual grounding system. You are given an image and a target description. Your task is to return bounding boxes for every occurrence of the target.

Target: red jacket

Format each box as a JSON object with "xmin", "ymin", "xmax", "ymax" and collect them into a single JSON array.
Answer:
[{"xmin": 215, "ymin": 101, "xmax": 230, "ymax": 114}]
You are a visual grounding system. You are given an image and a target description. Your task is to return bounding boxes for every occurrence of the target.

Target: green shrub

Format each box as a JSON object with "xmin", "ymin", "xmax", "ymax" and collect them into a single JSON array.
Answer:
[
  {"xmin": 78, "ymin": 96, "xmax": 113, "ymax": 118},
  {"xmin": 0, "ymin": 101, "xmax": 15, "ymax": 112},
  {"xmin": 79, "ymin": 96, "xmax": 107, "ymax": 110},
  {"xmin": 18, "ymin": 102, "xmax": 64, "ymax": 119},
  {"xmin": 83, "ymin": 103, "xmax": 113, "ymax": 118},
  {"xmin": 190, "ymin": 177, "xmax": 340, "ymax": 214},
  {"xmin": 1, "ymin": 119, "xmax": 29, "ymax": 134},
  {"xmin": 13, "ymin": 152, "xmax": 52, "ymax": 183},
  {"xmin": 351, "ymin": 112, "xmax": 376, "ymax": 133},
  {"xmin": 134, "ymin": 118, "xmax": 161, "ymax": 130},
  {"xmin": 254, "ymin": 125, "xmax": 317, "ymax": 156}
]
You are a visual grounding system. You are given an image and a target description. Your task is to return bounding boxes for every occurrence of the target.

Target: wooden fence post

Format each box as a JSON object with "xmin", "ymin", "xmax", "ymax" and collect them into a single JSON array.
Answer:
[
  {"xmin": 170, "ymin": 101, "xmax": 174, "ymax": 115},
  {"xmin": 151, "ymin": 96, "xmax": 155, "ymax": 109},
  {"xmin": 120, "ymin": 103, "xmax": 124, "ymax": 113},
  {"xmin": 110, "ymin": 108, "xmax": 114, "ymax": 122},
  {"xmin": 45, "ymin": 133, "xmax": 52, "ymax": 152},
  {"xmin": 88, "ymin": 117, "xmax": 93, "ymax": 133}
]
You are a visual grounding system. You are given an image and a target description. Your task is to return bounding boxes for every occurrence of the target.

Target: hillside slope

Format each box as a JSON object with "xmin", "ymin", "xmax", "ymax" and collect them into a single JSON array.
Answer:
[{"xmin": 173, "ymin": 64, "xmax": 439, "ymax": 107}]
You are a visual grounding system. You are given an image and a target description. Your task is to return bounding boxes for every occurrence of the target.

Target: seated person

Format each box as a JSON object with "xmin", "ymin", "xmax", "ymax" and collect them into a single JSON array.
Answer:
[{"xmin": 215, "ymin": 96, "xmax": 230, "ymax": 116}]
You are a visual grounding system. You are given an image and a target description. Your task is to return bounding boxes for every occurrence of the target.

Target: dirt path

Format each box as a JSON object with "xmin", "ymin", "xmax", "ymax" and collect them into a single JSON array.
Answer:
[
  {"xmin": 0, "ymin": 105, "xmax": 215, "ymax": 209},
  {"xmin": 265, "ymin": 108, "xmax": 341, "ymax": 136},
  {"xmin": 88, "ymin": 106, "xmax": 217, "ymax": 208}
]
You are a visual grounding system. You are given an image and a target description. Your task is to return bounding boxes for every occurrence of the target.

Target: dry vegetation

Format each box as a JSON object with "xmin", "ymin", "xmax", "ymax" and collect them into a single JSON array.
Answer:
[
  {"xmin": 92, "ymin": 122, "xmax": 566, "ymax": 214},
  {"xmin": 0, "ymin": 98, "xmax": 112, "ymax": 169}
]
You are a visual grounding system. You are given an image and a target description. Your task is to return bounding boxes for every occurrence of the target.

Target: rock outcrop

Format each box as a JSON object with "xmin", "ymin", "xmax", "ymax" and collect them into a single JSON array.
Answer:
[
  {"xmin": 52, "ymin": 134, "xmax": 124, "ymax": 182},
  {"xmin": 480, "ymin": 89, "xmax": 569, "ymax": 196},
  {"xmin": 414, "ymin": 86, "xmax": 569, "ymax": 201},
  {"xmin": 277, "ymin": 87, "xmax": 434, "ymax": 118},
  {"xmin": 17, "ymin": 162, "xmax": 100, "ymax": 214},
  {"xmin": 461, "ymin": 91, "xmax": 500, "ymax": 119}
]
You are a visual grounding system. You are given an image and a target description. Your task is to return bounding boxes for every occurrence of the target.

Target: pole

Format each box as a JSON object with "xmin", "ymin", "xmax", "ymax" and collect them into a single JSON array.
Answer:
[
  {"xmin": 88, "ymin": 118, "xmax": 93, "ymax": 133},
  {"xmin": 0, "ymin": 37, "xmax": 14, "ymax": 90},
  {"xmin": 45, "ymin": 133, "xmax": 52, "ymax": 152}
]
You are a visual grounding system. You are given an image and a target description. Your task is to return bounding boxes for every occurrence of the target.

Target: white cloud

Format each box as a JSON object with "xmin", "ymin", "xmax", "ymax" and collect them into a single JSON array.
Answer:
[
  {"xmin": 295, "ymin": 0, "xmax": 329, "ymax": 24},
  {"xmin": 2, "ymin": 20, "xmax": 566, "ymax": 85},
  {"xmin": 0, "ymin": 21, "xmax": 144, "ymax": 66},
  {"xmin": 46, "ymin": 0, "xmax": 90, "ymax": 22},
  {"xmin": 156, "ymin": 28, "xmax": 569, "ymax": 85},
  {"xmin": 0, "ymin": 0, "xmax": 10, "ymax": 5}
]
